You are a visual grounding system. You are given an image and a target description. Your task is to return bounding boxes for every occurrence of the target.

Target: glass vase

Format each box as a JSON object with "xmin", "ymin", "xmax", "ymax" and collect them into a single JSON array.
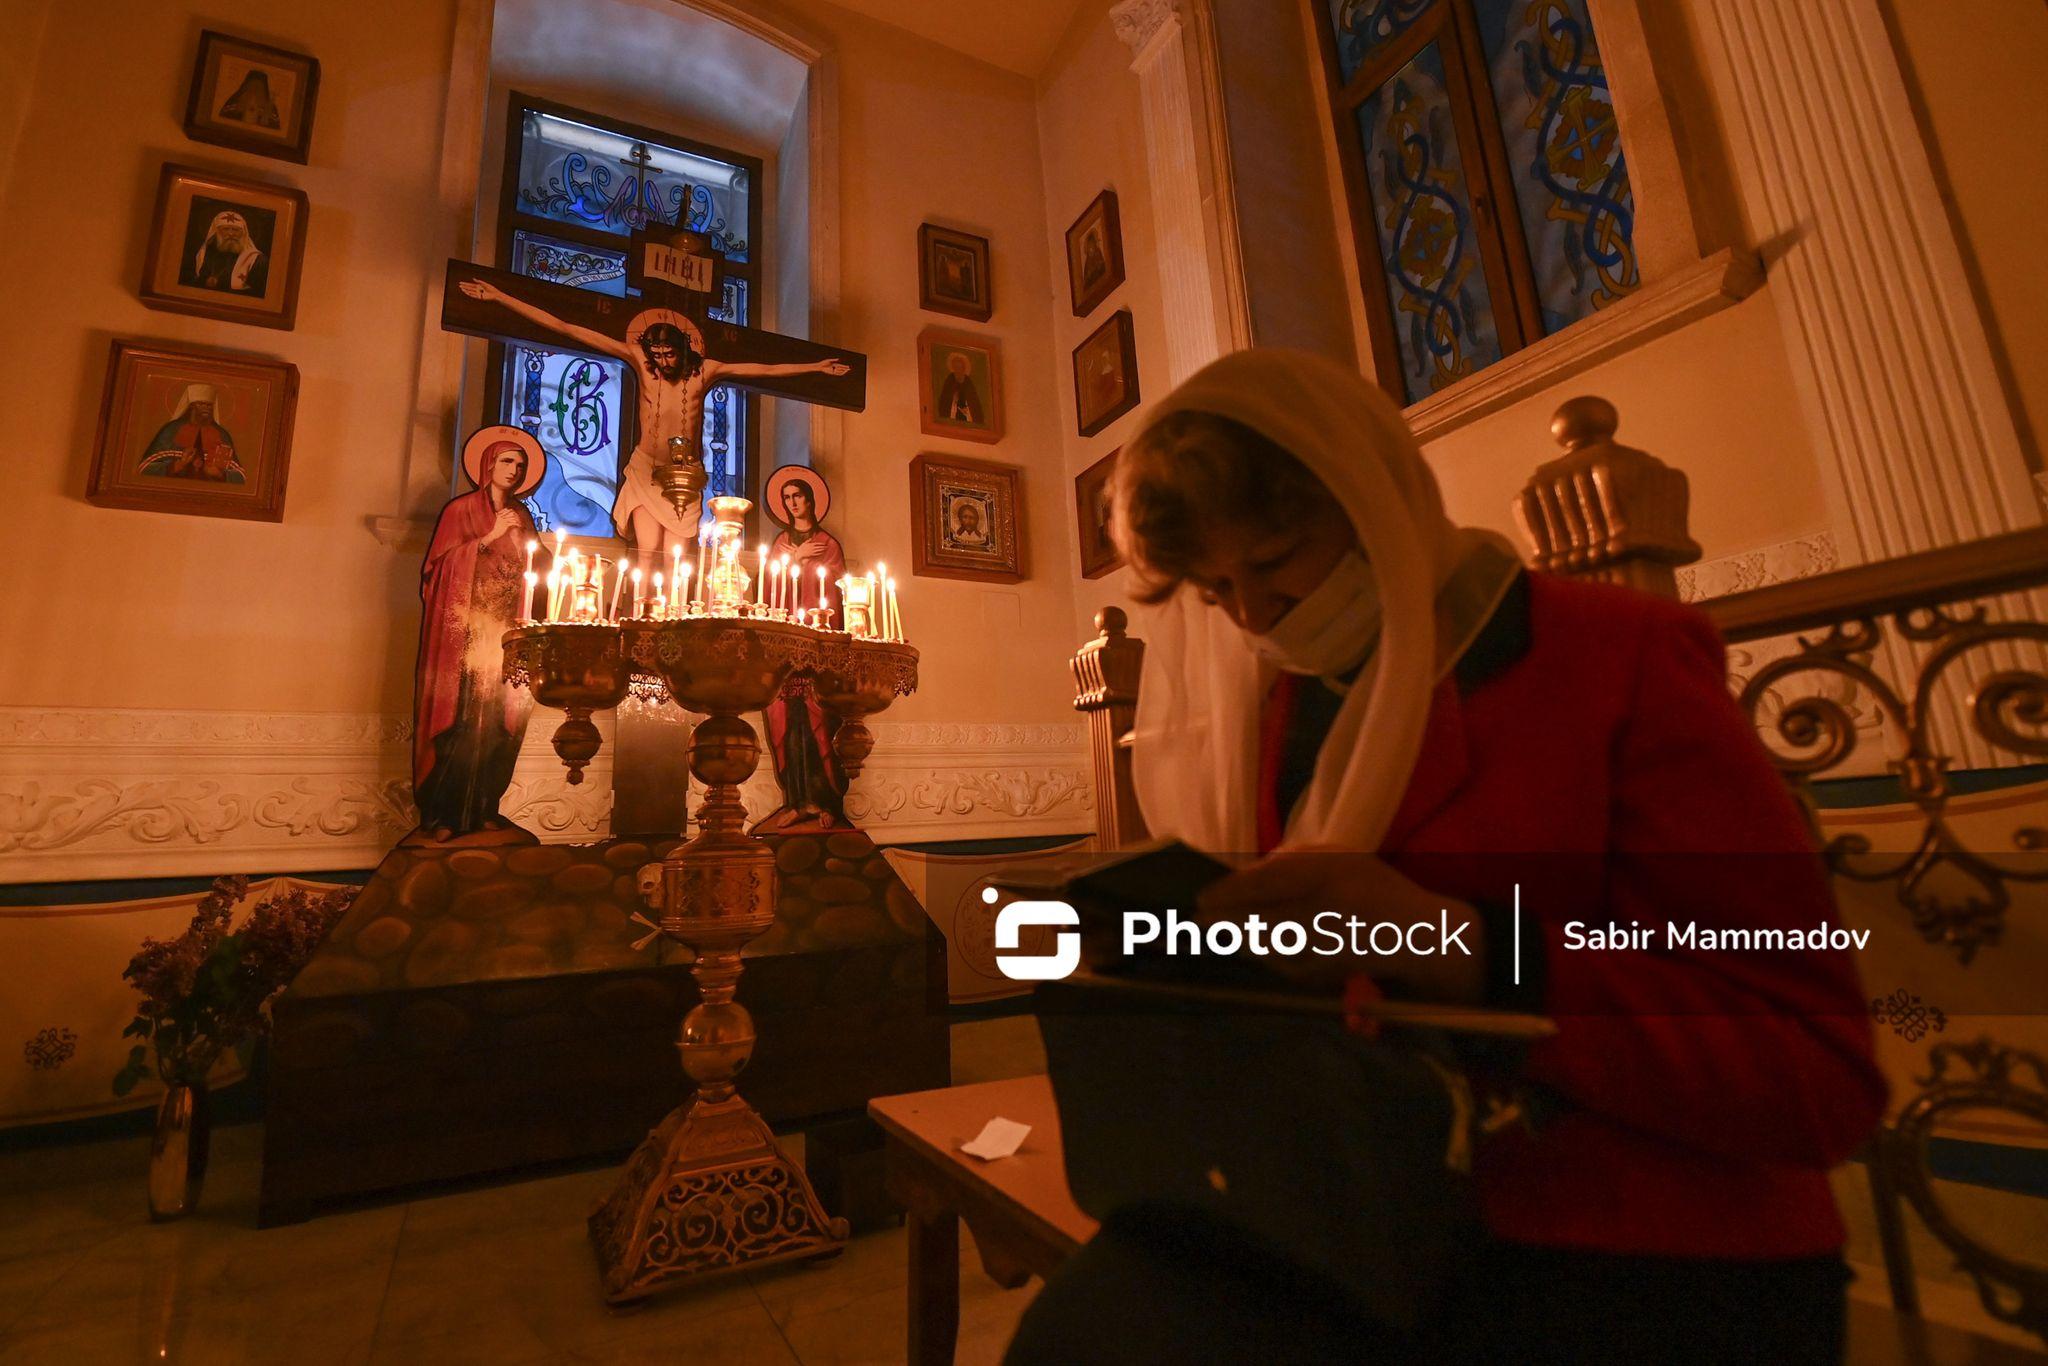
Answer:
[{"xmin": 147, "ymin": 1081, "xmax": 211, "ymax": 1221}]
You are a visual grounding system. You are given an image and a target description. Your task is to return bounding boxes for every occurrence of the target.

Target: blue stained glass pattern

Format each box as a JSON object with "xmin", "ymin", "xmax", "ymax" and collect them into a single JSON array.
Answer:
[
  {"xmin": 1355, "ymin": 42, "xmax": 1506, "ymax": 404},
  {"xmin": 497, "ymin": 238, "xmax": 755, "ymax": 533},
  {"xmin": 510, "ymin": 230, "xmax": 629, "ymax": 294},
  {"xmin": 513, "ymin": 109, "xmax": 751, "ymax": 260},
  {"xmin": 1326, "ymin": 0, "xmax": 1435, "ymax": 84},
  {"xmin": 1474, "ymin": 0, "xmax": 1638, "ymax": 333}
]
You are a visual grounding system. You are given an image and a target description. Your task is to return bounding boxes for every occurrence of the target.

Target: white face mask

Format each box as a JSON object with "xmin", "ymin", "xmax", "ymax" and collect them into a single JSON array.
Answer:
[{"xmin": 1241, "ymin": 549, "xmax": 1380, "ymax": 678}]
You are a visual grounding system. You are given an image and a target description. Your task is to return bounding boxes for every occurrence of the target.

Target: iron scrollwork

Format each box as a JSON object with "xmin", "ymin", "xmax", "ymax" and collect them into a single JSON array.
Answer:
[
  {"xmin": 1880, "ymin": 1039, "xmax": 2048, "ymax": 1341},
  {"xmin": 1737, "ymin": 604, "xmax": 2048, "ymax": 961}
]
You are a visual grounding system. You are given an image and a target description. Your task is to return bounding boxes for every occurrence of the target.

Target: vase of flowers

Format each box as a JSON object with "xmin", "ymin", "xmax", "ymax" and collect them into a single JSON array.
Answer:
[{"xmin": 114, "ymin": 875, "xmax": 354, "ymax": 1220}]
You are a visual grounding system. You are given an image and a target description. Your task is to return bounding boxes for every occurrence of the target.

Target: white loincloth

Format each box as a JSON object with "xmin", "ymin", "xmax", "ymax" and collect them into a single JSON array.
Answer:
[{"xmin": 610, "ymin": 444, "xmax": 700, "ymax": 542}]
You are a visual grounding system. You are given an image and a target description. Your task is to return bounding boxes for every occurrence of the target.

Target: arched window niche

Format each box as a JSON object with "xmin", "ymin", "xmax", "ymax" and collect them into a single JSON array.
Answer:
[{"xmin": 386, "ymin": 0, "xmax": 842, "ymax": 541}]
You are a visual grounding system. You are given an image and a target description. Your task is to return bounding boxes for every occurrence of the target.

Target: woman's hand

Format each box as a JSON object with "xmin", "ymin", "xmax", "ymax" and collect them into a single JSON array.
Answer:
[
  {"xmin": 482, "ymin": 507, "xmax": 521, "ymax": 545},
  {"xmin": 1196, "ymin": 848, "xmax": 1486, "ymax": 1003}
]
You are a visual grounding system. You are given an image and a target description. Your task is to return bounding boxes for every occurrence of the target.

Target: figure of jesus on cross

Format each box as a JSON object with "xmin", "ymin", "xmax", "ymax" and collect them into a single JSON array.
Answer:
[{"xmin": 442, "ymin": 227, "xmax": 866, "ymax": 561}]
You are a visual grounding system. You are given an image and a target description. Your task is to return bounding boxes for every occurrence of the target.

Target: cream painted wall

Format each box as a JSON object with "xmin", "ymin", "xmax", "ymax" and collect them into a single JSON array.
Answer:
[
  {"xmin": 1034, "ymin": 0, "xmax": 1169, "ymax": 648},
  {"xmin": 0, "ymin": 0, "xmax": 463, "ymax": 716},
  {"xmin": 774, "ymin": 2, "xmax": 1079, "ymax": 728},
  {"xmin": 1884, "ymin": 0, "xmax": 2048, "ymax": 469},
  {"xmin": 0, "ymin": 0, "xmax": 1091, "ymax": 740}
]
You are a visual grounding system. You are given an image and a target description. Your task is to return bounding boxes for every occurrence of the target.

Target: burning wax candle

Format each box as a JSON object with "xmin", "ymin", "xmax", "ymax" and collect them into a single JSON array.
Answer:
[
  {"xmin": 670, "ymin": 545, "xmax": 683, "ymax": 604},
  {"xmin": 756, "ymin": 545, "xmax": 767, "ymax": 607},
  {"xmin": 631, "ymin": 567, "xmax": 645, "ymax": 617},
  {"xmin": 524, "ymin": 571, "xmax": 540, "ymax": 622},
  {"xmin": 652, "ymin": 572, "xmax": 664, "ymax": 618},
  {"xmin": 544, "ymin": 571, "xmax": 560, "ymax": 623},
  {"xmin": 678, "ymin": 561, "xmax": 693, "ymax": 615},
  {"xmin": 887, "ymin": 578, "xmax": 901, "ymax": 641},
  {"xmin": 817, "ymin": 566, "xmax": 828, "ymax": 621},
  {"xmin": 696, "ymin": 535, "xmax": 709, "ymax": 609},
  {"xmin": 523, "ymin": 538, "xmax": 537, "ymax": 585},
  {"xmin": 608, "ymin": 559, "xmax": 628, "ymax": 620}
]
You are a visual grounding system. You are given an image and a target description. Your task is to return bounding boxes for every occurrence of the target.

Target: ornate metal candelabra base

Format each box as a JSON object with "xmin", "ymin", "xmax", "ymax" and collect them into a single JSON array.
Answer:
[
  {"xmin": 507, "ymin": 611, "xmax": 916, "ymax": 1306},
  {"xmin": 588, "ymin": 1093, "xmax": 848, "ymax": 1302}
]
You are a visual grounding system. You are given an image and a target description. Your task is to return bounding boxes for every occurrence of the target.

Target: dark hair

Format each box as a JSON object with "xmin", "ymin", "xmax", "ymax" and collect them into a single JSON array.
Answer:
[
  {"xmin": 638, "ymin": 323, "xmax": 695, "ymax": 369},
  {"xmin": 1109, "ymin": 411, "xmax": 1327, "ymax": 603}
]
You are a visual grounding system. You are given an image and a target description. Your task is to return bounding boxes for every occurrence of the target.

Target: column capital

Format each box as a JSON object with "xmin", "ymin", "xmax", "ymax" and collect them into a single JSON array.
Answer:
[{"xmin": 1110, "ymin": 0, "xmax": 1185, "ymax": 58}]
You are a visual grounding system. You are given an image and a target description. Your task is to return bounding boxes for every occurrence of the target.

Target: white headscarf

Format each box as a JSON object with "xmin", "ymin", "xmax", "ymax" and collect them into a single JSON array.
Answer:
[{"xmin": 1125, "ymin": 349, "xmax": 1519, "ymax": 854}]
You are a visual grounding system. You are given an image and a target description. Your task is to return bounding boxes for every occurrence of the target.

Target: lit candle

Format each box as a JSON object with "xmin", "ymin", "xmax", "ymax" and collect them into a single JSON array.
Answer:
[
  {"xmin": 607, "ymin": 557, "xmax": 628, "ymax": 620},
  {"xmin": 524, "ymin": 570, "xmax": 540, "ymax": 622},
  {"xmin": 523, "ymin": 538, "xmax": 538, "ymax": 585},
  {"xmin": 888, "ymin": 577, "xmax": 901, "ymax": 641},
  {"xmin": 756, "ymin": 545, "xmax": 767, "ymax": 607},
  {"xmin": 652, "ymin": 572, "xmax": 664, "ymax": 616},
  {"xmin": 544, "ymin": 570, "xmax": 560, "ymax": 623},
  {"xmin": 669, "ymin": 546, "xmax": 683, "ymax": 611},
  {"xmin": 696, "ymin": 534, "xmax": 709, "ymax": 609},
  {"xmin": 631, "ymin": 566, "xmax": 645, "ymax": 617},
  {"xmin": 678, "ymin": 561, "xmax": 693, "ymax": 616}
]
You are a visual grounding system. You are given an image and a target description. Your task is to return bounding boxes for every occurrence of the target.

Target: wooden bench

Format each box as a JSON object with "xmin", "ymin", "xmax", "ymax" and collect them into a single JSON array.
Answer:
[{"xmin": 869, "ymin": 1076, "xmax": 1093, "ymax": 1366}]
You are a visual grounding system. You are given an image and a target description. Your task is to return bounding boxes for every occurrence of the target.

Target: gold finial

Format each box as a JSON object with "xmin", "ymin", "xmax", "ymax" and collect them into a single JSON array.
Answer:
[{"xmin": 1551, "ymin": 395, "xmax": 1619, "ymax": 451}]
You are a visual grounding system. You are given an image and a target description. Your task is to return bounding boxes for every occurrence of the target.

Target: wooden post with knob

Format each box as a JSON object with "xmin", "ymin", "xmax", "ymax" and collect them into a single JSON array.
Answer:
[
  {"xmin": 1071, "ymin": 606, "xmax": 1148, "ymax": 851},
  {"xmin": 1513, "ymin": 397, "xmax": 1700, "ymax": 601}
]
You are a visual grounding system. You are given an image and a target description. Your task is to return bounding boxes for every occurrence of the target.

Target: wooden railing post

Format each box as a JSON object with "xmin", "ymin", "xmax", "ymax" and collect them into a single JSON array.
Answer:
[
  {"xmin": 1513, "ymin": 396, "xmax": 1701, "ymax": 600},
  {"xmin": 1071, "ymin": 606, "xmax": 1148, "ymax": 851}
]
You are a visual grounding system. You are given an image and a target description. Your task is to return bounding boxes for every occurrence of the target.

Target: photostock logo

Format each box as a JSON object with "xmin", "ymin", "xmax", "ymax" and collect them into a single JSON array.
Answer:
[{"xmin": 986, "ymin": 887, "xmax": 1080, "ymax": 981}]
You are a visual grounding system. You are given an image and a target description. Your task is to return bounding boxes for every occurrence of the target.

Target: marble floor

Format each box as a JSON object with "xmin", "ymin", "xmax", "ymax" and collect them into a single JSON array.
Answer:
[{"xmin": 0, "ymin": 1018, "xmax": 1049, "ymax": 1366}]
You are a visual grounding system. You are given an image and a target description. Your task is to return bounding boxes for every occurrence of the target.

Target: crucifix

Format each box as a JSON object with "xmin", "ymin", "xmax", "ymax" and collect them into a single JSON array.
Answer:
[{"xmin": 440, "ymin": 226, "xmax": 866, "ymax": 561}]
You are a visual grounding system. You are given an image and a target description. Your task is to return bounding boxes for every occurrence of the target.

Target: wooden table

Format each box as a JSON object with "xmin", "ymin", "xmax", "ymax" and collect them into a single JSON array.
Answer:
[{"xmin": 870, "ymin": 1075, "xmax": 1096, "ymax": 1366}]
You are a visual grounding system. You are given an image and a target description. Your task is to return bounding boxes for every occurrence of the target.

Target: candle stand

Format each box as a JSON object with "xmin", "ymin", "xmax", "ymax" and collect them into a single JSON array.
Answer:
[{"xmin": 506, "ymin": 602, "xmax": 916, "ymax": 1304}]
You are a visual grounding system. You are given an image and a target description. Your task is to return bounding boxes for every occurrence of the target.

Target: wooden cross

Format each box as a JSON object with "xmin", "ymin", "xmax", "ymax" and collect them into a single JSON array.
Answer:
[{"xmin": 440, "ymin": 226, "xmax": 866, "ymax": 553}]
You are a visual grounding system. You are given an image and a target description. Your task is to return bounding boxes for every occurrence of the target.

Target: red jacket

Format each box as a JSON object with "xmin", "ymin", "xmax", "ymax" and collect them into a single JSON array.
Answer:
[{"xmin": 1259, "ymin": 572, "xmax": 1886, "ymax": 1258}]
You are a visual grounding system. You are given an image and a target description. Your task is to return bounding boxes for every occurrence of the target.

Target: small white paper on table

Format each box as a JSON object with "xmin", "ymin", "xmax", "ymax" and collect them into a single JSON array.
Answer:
[{"xmin": 959, "ymin": 1116, "xmax": 1031, "ymax": 1161}]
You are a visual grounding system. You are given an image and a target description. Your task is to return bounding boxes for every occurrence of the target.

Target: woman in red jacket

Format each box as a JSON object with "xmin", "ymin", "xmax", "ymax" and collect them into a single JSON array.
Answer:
[{"xmin": 1006, "ymin": 349, "xmax": 1885, "ymax": 1364}]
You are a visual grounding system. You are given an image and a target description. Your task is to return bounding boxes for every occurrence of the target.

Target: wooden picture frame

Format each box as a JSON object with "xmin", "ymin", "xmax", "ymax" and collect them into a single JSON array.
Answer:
[
  {"xmin": 87, "ymin": 339, "xmax": 299, "ymax": 521},
  {"xmin": 1073, "ymin": 309, "xmax": 1141, "ymax": 438},
  {"xmin": 140, "ymin": 163, "xmax": 308, "ymax": 331},
  {"xmin": 183, "ymin": 30, "xmax": 320, "ymax": 164},
  {"xmin": 1065, "ymin": 190, "xmax": 1125, "ymax": 317},
  {"xmin": 910, "ymin": 453, "xmax": 1024, "ymax": 583},
  {"xmin": 917, "ymin": 327, "xmax": 1005, "ymax": 445},
  {"xmin": 917, "ymin": 223, "xmax": 992, "ymax": 322},
  {"xmin": 1075, "ymin": 447, "xmax": 1124, "ymax": 579}
]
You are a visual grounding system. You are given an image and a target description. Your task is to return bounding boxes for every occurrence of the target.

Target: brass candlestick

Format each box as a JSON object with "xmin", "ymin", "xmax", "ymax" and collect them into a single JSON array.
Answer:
[{"xmin": 510, "ymin": 608, "xmax": 917, "ymax": 1303}]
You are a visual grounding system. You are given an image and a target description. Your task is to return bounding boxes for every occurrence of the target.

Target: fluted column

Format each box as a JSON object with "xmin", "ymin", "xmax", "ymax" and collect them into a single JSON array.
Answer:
[
  {"xmin": 1111, "ymin": 0, "xmax": 1241, "ymax": 385},
  {"xmin": 1701, "ymin": 0, "xmax": 2042, "ymax": 768}
]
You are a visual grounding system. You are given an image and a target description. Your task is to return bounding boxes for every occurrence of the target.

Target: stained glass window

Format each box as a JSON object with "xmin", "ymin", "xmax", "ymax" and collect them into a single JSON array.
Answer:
[
  {"xmin": 512, "ymin": 108, "xmax": 751, "ymax": 261},
  {"xmin": 491, "ymin": 95, "xmax": 762, "ymax": 538},
  {"xmin": 1354, "ymin": 42, "xmax": 1507, "ymax": 402},
  {"xmin": 1474, "ymin": 0, "xmax": 1638, "ymax": 332},
  {"xmin": 1314, "ymin": 0, "xmax": 1640, "ymax": 405},
  {"xmin": 1326, "ymin": 0, "xmax": 1434, "ymax": 84}
]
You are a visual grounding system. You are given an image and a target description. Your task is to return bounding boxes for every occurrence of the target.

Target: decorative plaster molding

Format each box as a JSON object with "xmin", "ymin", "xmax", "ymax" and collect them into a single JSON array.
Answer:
[
  {"xmin": 0, "ymin": 707, "xmax": 1091, "ymax": 883},
  {"xmin": 1110, "ymin": 0, "xmax": 1182, "ymax": 55},
  {"xmin": 1676, "ymin": 529, "xmax": 1842, "ymax": 603},
  {"xmin": 1409, "ymin": 248, "xmax": 1764, "ymax": 446}
]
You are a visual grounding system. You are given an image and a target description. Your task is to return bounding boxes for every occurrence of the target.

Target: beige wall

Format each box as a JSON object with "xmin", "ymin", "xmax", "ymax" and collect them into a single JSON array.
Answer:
[
  {"xmin": 0, "ymin": 0, "xmax": 1090, "ymax": 736},
  {"xmin": 1884, "ymin": 0, "xmax": 2048, "ymax": 469},
  {"xmin": 0, "ymin": 0, "xmax": 464, "ymax": 716},
  {"xmin": 1034, "ymin": 0, "xmax": 1169, "ymax": 647},
  {"xmin": 797, "ymin": 2, "xmax": 1076, "ymax": 728}
]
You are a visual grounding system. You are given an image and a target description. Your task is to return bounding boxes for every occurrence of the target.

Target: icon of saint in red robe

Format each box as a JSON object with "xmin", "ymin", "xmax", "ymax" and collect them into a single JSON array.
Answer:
[
  {"xmin": 407, "ymin": 427, "xmax": 547, "ymax": 844},
  {"xmin": 757, "ymin": 464, "xmax": 848, "ymax": 832}
]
